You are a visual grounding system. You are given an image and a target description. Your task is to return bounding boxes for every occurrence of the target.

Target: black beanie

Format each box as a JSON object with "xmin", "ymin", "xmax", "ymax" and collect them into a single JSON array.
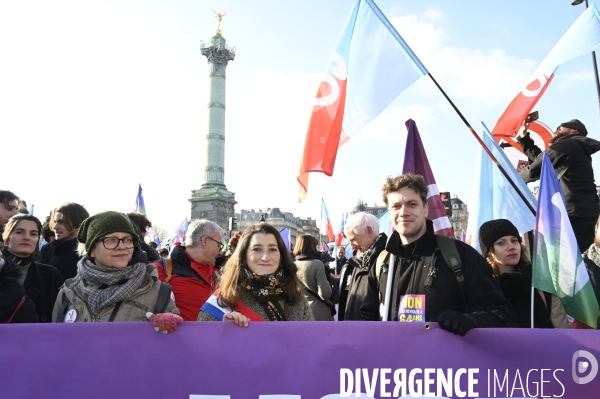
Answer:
[
  {"xmin": 478, "ymin": 219, "xmax": 521, "ymax": 257},
  {"xmin": 559, "ymin": 119, "xmax": 587, "ymax": 136}
]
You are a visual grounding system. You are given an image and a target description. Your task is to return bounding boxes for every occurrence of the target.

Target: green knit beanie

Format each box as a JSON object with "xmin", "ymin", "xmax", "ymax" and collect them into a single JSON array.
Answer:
[{"xmin": 78, "ymin": 211, "xmax": 139, "ymax": 254}]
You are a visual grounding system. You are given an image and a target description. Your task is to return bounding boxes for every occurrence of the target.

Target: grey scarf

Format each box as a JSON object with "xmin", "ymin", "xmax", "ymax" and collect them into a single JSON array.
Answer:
[{"xmin": 77, "ymin": 257, "xmax": 148, "ymax": 316}]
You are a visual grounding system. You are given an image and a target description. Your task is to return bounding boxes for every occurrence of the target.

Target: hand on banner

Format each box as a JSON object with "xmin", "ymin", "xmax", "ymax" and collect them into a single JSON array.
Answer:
[
  {"xmin": 436, "ymin": 310, "xmax": 476, "ymax": 336},
  {"xmin": 223, "ymin": 311, "xmax": 250, "ymax": 328},
  {"xmin": 146, "ymin": 312, "xmax": 183, "ymax": 334}
]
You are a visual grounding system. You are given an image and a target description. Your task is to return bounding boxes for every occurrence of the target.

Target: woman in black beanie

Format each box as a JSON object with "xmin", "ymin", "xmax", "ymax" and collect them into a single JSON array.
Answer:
[{"xmin": 478, "ymin": 219, "xmax": 569, "ymax": 328}]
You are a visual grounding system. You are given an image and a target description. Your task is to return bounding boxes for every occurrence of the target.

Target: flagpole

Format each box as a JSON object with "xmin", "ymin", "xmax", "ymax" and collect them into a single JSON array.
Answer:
[
  {"xmin": 530, "ymin": 286, "xmax": 535, "ymax": 329},
  {"xmin": 427, "ymin": 73, "xmax": 536, "ymax": 216},
  {"xmin": 382, "ymin": 254, "xmax": 396, "ymax": 321}
]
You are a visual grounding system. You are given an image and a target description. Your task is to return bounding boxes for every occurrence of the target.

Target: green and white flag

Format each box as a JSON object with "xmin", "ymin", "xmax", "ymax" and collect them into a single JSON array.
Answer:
[{"xmin": 532, "ymin": 154, "xmax": 599, "ymax": 328}]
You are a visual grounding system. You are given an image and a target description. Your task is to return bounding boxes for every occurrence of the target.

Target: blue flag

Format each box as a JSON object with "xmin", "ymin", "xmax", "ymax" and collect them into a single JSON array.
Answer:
[
  {"xmin": 171, "ymin": 218, "xmax": 189, "ymax": 244},
  {"xmin": 279, "ymin": 227, "xmax": 291, "ymax": 252},
  {"xmin": 135, "ymin": 184, "xmax": 146, "ymax": 215}
]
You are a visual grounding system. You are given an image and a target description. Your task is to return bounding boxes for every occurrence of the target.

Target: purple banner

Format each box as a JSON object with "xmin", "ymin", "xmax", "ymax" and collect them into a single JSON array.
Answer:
[{"xmin": 1, "ymin": 322, "xmax": 599, "ymax": 398}]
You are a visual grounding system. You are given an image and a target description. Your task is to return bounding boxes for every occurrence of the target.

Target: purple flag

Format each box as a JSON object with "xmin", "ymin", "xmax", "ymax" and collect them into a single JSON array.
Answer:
[{"xmin": 402, "ymin": 119, "xmax": 453, "ymax": 236}]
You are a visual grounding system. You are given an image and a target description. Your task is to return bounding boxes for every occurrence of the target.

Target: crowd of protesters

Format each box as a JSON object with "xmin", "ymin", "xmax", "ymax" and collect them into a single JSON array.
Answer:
[{"xmin": 2, "ymin": 120, "xmax": 600, "ymax": 333}]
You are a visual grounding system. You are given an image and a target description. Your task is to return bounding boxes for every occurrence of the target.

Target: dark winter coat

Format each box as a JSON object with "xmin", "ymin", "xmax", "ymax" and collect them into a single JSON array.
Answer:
[
  {"xmin": 361, "ymin": 220, "xmax": 517, "ymax": 327},
  {"xmin": 2, "ymin": 249, "xmax": 64, "ymax": 323},
  {"xmin": 497, "ymin": 265, "xmax": 567, "ymax": 328},
  {"xmin": 40, "ymin": 237, "xmax": 81, "ymax": 281},
  {"xmin": 518, "ymin": 133, "xmax": 600, "ymax": 217},
  {"xmin": 0, "ymin": 260, "xmax": 38, "ymax": 323},
  {"xmin": 337, "ymin": 258, "xmax": 355, "ymax": 321},
  {"xmin": 343, "ymin": 233, "xmax": 387, "ymax": 321},
  {"xmin": 139, "ymin": 235, "xmax": 160, "ymax": 262}
]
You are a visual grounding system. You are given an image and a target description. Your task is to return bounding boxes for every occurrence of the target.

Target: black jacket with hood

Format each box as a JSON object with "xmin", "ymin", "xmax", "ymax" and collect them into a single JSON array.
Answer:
[{"xmin": 518, "ymin": 133, "xmax": 600, "ymax": 217}]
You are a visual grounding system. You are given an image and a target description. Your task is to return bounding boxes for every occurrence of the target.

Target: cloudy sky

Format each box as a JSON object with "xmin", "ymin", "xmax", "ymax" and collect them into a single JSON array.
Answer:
[{"xmin": 1, "ymin": 0, "xmax": 597, "ymax": 235}]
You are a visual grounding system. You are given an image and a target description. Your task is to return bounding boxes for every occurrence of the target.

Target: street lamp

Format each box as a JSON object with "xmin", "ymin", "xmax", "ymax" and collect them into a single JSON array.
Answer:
[{"xmin": 572, "ymin": 0, "xmax": 600, "ymax": 115}]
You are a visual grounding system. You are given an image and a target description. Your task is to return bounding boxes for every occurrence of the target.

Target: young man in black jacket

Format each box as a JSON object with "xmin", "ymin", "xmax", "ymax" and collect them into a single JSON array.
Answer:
[
  {"xmin": 40, "ymin": 203, "xmax": 89, "ymax": 281},
  {"xmin": 361, "ymin": 174, "xmax": 517, "ymax": 335}
]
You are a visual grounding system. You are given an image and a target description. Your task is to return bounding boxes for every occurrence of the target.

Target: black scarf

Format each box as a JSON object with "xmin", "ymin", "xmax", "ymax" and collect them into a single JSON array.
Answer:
[
  {"xmin": 2, "ymin": 249, "xmax": 33, "ymax": 266},
  {"xmin": 242, "ymin": 267, "xmax": 287, "ymax": 321}
]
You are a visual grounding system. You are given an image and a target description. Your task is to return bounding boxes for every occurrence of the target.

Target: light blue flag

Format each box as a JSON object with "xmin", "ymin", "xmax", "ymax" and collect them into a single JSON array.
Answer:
[
  {"xmin": 465, "ymin": 123, "xmax": 537, "ymax": 253},
  {"xmin": 345, "ymin": 244, "xmax": 353, "ymax": 260},
  {"xmin": 533, "ymin": 154, "xmax": 599, "ymax": 328},
  {"xmin": 339, "ymin": 0, "xmax": 429, "ymax": 143},
  {"xmin": 28, "ymin": 204, "xmax": 34, "ymax": 216},
  {"xmin": 298, "ymin": 0, "xmax": 429, "ymax": 201},
  {"xmin": 376, "ymin": 209, "xmax": 394, "ymax": 237},
  {"xmin": 153, "ymin": 237, "xmax": 161, "ymax": 250}
]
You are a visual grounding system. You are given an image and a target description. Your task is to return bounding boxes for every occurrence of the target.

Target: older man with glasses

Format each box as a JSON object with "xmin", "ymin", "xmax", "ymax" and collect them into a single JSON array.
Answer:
[{"xmin": 155, "ymin": 219, "xmax": 224, "ymax": 321}]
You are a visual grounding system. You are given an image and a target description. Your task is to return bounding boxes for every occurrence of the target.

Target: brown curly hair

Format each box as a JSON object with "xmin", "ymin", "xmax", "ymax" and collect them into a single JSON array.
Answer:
[{"xmin": 382, "ymin": 174, "xmax": 428, "ymax": 205}]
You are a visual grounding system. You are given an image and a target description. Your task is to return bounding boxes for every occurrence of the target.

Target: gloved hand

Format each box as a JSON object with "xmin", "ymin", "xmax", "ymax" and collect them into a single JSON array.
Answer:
[
  {"xmin": 436, "ymin": 309, "xmax": 476, "ymax": 336},
  {"xmin": 146, "ymin": 312, "xmax": 183, "ymax": 334}
]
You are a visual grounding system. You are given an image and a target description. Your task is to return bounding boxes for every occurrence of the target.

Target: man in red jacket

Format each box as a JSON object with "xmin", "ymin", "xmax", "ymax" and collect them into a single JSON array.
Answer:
[{"xmin": 158, "ymin": 219, "xmax": 224, "ymax": 321}]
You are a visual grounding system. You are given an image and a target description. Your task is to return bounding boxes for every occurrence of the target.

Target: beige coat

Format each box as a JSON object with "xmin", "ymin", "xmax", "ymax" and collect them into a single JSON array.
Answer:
[
  {"xmin": 52, "ymin": 265, "xmax": 179, "ymax": 322},
  {"xmin": 295, "ymin": 258, "xmax": 333, "ymax": 321},
  {"xmin": 538, "ymin": 289, "xmax": 570, "ymax": 329}
]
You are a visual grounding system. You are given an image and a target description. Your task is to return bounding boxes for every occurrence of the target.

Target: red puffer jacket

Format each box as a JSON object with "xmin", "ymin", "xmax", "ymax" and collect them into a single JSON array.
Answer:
[{"xmin": 154, "ymin": 245, "xmax": 215, "ymax": 321}]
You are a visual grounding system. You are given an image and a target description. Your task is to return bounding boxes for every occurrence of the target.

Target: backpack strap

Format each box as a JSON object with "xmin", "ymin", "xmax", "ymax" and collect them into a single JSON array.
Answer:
[
  {"xmin": 375, "ymin": 250, "xmax": 390, "ymax": 281},
  {"xmin": 5, "ymin": 296, "xmax": 26, "ymax": 324},
  {"xmin": 436, "ymin": 235, "xmax": 466, "ymax": 301},
  {"xmin": 165, "ymin": 258, "xmax": 173, "ymax": 283},
  {"xmin": 155, "ymin": 258, "xmax": 173, "ymax": 283},
  {"xmin": 154, "ymin": 282, "xmax": 172, "ymax": 314},
  {"xmin": 108, "ymin": 302, "xmax": 123, "ymax": 322},
  {"xmin": 55, "ymin": 292, "xmax": 70, "ymax": 323}
]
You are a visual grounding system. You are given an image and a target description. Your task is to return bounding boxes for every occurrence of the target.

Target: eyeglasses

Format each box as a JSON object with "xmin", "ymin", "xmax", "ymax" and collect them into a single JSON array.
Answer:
[
  {"xmin": 203, "ymin": 235, "xmax": 225, "ymax": 251},
  {"xmin": 99, "ymin": 236, "xmax": 136, "ymax": 250}
]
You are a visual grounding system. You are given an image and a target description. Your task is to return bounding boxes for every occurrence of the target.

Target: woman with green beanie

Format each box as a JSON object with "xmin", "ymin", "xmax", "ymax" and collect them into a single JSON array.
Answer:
[{"xmin": 52, "ymin": 211, "xmax": 182, "ymax": 333}]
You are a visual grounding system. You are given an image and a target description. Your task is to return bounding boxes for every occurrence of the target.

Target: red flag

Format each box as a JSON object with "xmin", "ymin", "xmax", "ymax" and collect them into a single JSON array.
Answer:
[
  {"xmin": 491, "ymin": 70, "xmax": 556, "ymax": 143},
  {"xmin": 402, "ymin": 119, "xmax": 453, "ymax": 237},
  {"xmin": 298, "ymin": 68, "xmax": 348, "ymax": 203}
]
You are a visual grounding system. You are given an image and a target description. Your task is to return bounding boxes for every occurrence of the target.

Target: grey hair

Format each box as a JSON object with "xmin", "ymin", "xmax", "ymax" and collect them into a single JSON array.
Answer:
[
  {"xmin": 185, "ymin": 219, "xmax": 223, "ymax": 248},
  {"xmin": 344, "ymin": 212, "xmax": 379, "ymax": 236}
]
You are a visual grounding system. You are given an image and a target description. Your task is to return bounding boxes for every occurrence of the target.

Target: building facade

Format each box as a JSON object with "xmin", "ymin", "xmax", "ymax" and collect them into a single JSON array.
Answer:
[
  {"xmin": 449, "ymin": 196, "xmax": 469, "ymax": 240},
  {"xmin": 235, "ymin": 208, "xmax": 325, "ymax": 248}
]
